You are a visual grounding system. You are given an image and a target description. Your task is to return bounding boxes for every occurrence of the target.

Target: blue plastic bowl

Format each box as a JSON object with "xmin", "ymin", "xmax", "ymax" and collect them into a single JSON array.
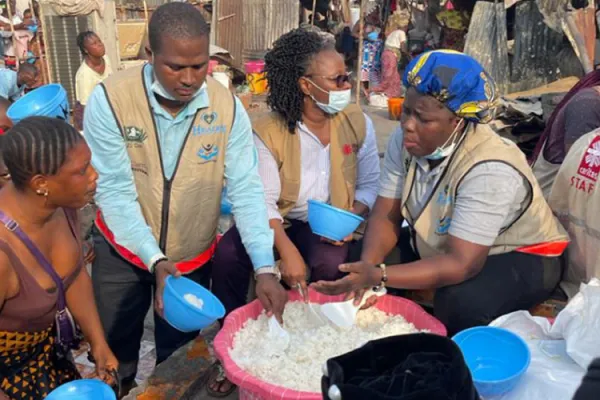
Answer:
[
  {"xmin": 307, "ymin": 199, "xmax": 364, "ymax": 241},
  {"xmin": 452, "ymin": 326, "xmax": 531, "ymax": 397},
  {"xmin": 163, "ymin": 276, "xmax": 226, "ymax": 332},
  {"xmin": 46, "ymin": 379, "xmax": 116, "ymax": 400},
  {"xmin": 220, "ymin": 187, "xmax": 232, "ymax": 215},
  {"xmin": 8, "ymin": 84, "xmax": 70, "ymax": 124}
]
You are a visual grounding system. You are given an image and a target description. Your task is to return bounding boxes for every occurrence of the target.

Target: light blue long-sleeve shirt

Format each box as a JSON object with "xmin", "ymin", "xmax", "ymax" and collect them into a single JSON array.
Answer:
[
  {"xmin": 84, "ymin": 64, "xmax": 274, "ymax": 270},
  {"xmin": 0, "ymin": 68, "xmax": 24, "ymax": 101}
]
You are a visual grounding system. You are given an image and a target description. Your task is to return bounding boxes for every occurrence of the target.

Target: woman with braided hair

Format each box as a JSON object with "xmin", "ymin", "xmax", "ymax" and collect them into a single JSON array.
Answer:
[
  {"xmin": 210, "ymin": 27, "xmax": 380, "ymax": 396},
  {"xmin": 0, "ymin": 117, "xmax": 118, "ymax": 399}
]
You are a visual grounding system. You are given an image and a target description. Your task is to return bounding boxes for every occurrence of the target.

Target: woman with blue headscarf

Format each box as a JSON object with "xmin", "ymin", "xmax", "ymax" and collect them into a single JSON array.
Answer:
[{"xmin": 313, "ymin": 50, "xmax": 570, "ymax": 335}]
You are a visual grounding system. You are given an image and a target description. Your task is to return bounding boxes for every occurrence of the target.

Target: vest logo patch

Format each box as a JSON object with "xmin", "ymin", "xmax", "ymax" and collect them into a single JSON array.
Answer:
[
  {"xmin": 192, "ymin": 112, "xmax": 227, "ymax": 136},
  {"xmin": 343, "ymin": 144, "xmax": 359, "ymax": 155},
  {"xmin": 577, "ymin": 136, "xmax": 600, "ymax": 182},
  {"xmin": 203, "ymin": 112, "xmax": 217, "ymax": 125},
  {"xmin": 436, "ymin": 216, "xmax": 451, "ymax": 235},
  {"xmin": 123, "ymin": 126, "xmax": 147, "ymax": 147},
  {"xmin": 198, "ymin": 144, "xmax": 219, "ymax": 163},
  {"xmin": 436, "ymin": 185, "xmax": 452, "ymax": 205}
]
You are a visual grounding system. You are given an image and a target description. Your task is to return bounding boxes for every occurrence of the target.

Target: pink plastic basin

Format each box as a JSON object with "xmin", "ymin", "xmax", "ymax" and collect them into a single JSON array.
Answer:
[{"xmin": 214, "ymin": 289, "xmax": 447, "ymax": 400}]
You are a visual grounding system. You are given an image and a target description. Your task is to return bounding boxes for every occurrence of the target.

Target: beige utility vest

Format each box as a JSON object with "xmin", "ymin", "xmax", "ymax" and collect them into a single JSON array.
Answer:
[
  {"xmin": 401, "ymin": 123, "xmax": 568, "ymax": 259},
  {"xmin": 100, "ymin": 65, "xmax": 234, "ymax": 262},
  {"xmin": 549, "ymin": 130, "xmax": 600, "ymax": 296},
  {"xmin": 253, "ymin": 104, "xmax": 366, "ymax": 217},
  {"xmin": 532, "ymin": 143, "xmax": 560, "ymax": 200}
]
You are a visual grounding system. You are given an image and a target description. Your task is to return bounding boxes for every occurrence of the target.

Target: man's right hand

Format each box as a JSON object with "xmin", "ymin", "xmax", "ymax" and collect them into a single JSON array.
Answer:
[
  {"xmin": 255, "ymin": 273, "xmax": 288, "ymax": 324},
  {"xmin": 280, "ymin": 248, "xmax": 308, "ymax": 297},
  {"xmin": 154, "ymin": 260, "xmax": 181, "ymax": 317}
]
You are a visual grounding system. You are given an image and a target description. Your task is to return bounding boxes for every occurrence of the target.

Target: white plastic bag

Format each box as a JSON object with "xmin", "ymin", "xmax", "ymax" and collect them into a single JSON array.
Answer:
[
  {"xmin": 550, "ymin": 278, "xmax": 600, "ymax": 370},
  {"xmin": 487, "ymin": 278, "xmax": 600, "ymax": 400}
]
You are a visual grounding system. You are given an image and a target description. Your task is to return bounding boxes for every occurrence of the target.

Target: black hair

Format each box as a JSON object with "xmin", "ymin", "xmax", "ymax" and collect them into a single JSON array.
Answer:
[
  {"xmin": 1, "ymin": 117, "xmax": 83, "ymax": 190},
  {"xmin": 148, "ymin": 3, "xmax": 209, "ymax": 54},
  {"xmin": 23, "ymin": 8, "xmax": 30, "ymax": 15},
  {"xmin": 264, "ymin": 28, "xmax": 335, "ymax": 132},
  {"xmin": 77, "ymin": 30, "xmax": 96, "ymax": 56},
  {"xmin": 18, "ymin": 63, "xmax": 38, "ymax": 77}
]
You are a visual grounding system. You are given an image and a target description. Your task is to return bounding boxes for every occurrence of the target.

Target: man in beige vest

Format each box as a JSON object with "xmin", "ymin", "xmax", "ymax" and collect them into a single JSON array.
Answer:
[
  {"xmin": 313, "ymin": 51, "xmax": 569, "ymax": 335},
  {"xmin": 210, "ymin": 27, "xmax": 380, "ymax": 396},
  {"xmin": 84, "ymin": 3, "xmax": 285, "ymax": 392},
  {"xmin": 548, "ymin": 129, "xmax": 600, "ymax": 298}
]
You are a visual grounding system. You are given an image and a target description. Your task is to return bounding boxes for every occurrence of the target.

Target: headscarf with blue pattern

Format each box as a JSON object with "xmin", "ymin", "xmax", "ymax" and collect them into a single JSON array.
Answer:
[{"xmin": 402, "ymin": 50, "xmax": 496, "ymax": 123}]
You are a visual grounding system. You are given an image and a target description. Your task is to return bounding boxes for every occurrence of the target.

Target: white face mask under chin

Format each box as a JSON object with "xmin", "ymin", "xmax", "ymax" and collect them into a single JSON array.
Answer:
[
  {"xmin": 424, "ymin": 120, "xmax": 465, "ymax": 161},
  {"xmin": 150, "ymin": 74, "xmax": 205, "ymax": 102}
]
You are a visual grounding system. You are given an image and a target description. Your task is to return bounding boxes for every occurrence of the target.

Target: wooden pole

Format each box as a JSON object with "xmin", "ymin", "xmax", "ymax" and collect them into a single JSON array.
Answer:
[
  {"xmin": 143, "ymin": 0, "xmax": 149, "ymax": 30},
  {"xmin": 5, "ymin": 0, "xmax": 20, "ymax": 68},
  {"xmin": 563, "ymin": 13, "xmax": 594, "ymax": 74},
  {"xmin": 340, "ymin": 0, "xmax": 351, "ymax": 24},
  {"xmin": 355, "ymin": 0, "xmax": 365, "ymax": 104},
  {"xmin": 29, "ymin": 0, "xmax": 47, "ymax": 84},
  {"xmin": 311, "ymin": 0, "xmax": 317, "ymax": 25},
  {"xmin": 38, "ymin": 0, "xmax": 53, "ymax": 82}
]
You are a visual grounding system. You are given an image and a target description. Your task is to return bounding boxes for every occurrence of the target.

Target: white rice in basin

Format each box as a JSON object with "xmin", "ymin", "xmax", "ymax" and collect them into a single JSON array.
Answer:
[{"xmin": 229, "ymin": 301, "xmax": 422, "ymax": 393}]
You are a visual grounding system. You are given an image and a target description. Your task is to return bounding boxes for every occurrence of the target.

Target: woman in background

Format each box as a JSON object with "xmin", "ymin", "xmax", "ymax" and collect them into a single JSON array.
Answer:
[
  {"xmin": 369, "ymin": 29, "xmax": 406, "ymax": 100},
  {"xmin": 74, "ymin": 31, "xmax": 112, "ymax": 131}
]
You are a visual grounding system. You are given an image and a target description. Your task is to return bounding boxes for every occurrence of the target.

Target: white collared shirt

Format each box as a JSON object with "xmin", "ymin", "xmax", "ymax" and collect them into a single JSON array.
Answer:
[{"xmin": 254, "ymin": 114, "xmax": 381, "ymax": 222}]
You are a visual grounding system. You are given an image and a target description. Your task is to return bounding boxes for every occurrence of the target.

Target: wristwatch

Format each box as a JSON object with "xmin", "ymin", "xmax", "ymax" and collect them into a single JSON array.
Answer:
[{"xmin": 254, "ymin": 265, "xmax": 281, "ymax": 281}]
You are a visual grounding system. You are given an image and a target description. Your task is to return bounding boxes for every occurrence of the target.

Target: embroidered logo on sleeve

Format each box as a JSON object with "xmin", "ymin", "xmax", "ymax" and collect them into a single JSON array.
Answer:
[{"xmin": 577, "ymin": 135, "xmax": 600, "ymax": 182}]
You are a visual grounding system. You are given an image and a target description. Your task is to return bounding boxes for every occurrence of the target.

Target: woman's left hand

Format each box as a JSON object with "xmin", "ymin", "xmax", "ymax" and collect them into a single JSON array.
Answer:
[
  {"xmin": 311, "ymin": 261, "xmax": 381, "ymax": 295},
  {"xmin": 320, "ymin": 233, "xmax": 353, "ymax": 247},
  {"xmin": 90, "ymin": 343, "xmax": 119, "ymax": 383}
]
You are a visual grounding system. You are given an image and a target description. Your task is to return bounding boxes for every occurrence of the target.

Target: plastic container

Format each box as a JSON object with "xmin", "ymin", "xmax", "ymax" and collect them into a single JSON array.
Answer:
[
  {"xmin": 388, "ymin": 97, "xmax": 404, "ymax": 120},
  {"xmin": 8, "ymin": 84, "xmax": 69, "ymax": 124},
  {"xmin": 46, "ymin": 379, "xmax": 116, "ymax": 400},
  {"xmin": 307, "ymin": 199, "xmax": 364, "ymax": 241},
  {"xmin": 245, "ymin": 60, "xmax": 268, "ymax": 95},
  {"xmin": 163, "ymin": 276, "xmax": 225, "ymax": 332},
  {"xmin": 214, "ymin": 289, "xmax": 447, "ymax": 400},
  {"xmin": 452, "ymin": 326, "xmax": 531, "ymax": 397},
  {"xmin": 220, "ymin": 187, "xmax": 232, "ymax": 216},
  {"xmin": 245, "ymin": 60, "xmax": 265, "ymax": 74}
]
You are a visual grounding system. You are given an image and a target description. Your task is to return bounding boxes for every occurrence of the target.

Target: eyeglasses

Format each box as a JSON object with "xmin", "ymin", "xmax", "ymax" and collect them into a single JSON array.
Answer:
[{"xmin": 305, "ymin": 72, "xmax": 352, "ymax": 88}]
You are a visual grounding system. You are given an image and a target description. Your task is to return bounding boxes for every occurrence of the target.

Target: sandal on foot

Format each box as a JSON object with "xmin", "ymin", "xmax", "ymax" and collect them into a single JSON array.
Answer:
[{"xmin": 206, "ymin": 361, "xmax": 236, "ymax": 398}]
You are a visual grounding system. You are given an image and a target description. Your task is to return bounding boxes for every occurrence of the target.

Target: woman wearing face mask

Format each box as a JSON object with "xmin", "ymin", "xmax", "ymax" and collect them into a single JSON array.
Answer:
[
  {"xmin": 312, "ymin": 50, "xmax": 569, "ymax": 336},
  {"xmin": 210, "ymin": 29, "xmax": 380, "ymax": 393}
]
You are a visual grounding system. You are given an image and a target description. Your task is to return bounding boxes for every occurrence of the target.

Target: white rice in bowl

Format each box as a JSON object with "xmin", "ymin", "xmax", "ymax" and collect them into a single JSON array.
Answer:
[{"xmin": 229, "ymin": 301, "xmax": 423, "ymax": 393}]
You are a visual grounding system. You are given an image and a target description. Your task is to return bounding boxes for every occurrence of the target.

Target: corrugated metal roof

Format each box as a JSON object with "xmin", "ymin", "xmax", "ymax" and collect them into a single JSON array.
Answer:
[{"xmin": 216, "ymin": 0, "xmax": 299, "ymax": 67}]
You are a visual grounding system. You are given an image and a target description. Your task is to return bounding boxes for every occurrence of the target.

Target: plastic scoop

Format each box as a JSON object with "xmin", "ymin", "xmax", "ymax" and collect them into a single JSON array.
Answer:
[
  {"xmin": 296, "ymin": 283, "xmax": 326, "ymax": 326},
  {"xmin": 268, "ymin": 316, "xmax": 290, "ymax": 350},
  {"xmin": 320, "ymin": 288, "xmax": 387, "ymax": 329}
]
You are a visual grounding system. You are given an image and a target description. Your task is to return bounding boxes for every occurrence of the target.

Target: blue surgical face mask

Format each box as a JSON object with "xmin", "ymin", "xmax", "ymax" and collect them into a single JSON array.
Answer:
[
  {"xmin": 424, "ymin": 120, "xmax": 465, "ymax": 161},
  {"xmin": 308, "ymin": 79, "xmax": 351, "ymax": 115},
  {"xmin": 151, "ymin": 74, "xmax": 205, "ymax": 101},
  {"xmin": 367, "ymin": 31, "xmax": 379, "ymax": 41}
]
